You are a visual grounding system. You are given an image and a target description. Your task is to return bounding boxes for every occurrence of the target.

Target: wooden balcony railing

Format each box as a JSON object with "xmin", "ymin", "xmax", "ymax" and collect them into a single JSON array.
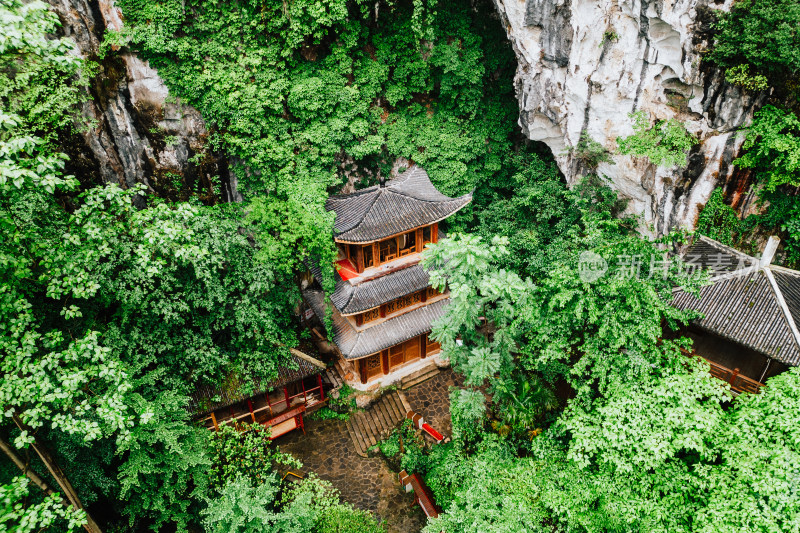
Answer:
[{"xmin": 681, "ymin": 349, "xmax": 764, "ymax": 394}]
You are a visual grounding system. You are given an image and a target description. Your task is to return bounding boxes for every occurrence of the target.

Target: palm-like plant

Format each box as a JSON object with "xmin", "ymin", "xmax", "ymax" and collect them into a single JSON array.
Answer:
[{"xmin": 492, "ymin": 373, "xmax": 559, "ymax": 432}]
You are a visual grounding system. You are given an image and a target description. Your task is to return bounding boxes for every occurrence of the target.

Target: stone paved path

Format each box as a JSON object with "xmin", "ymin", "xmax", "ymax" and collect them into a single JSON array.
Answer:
[
  {"xmin": 403, "ymin": 368, "xmax": 464, "ymax": 439},
  {"xmin": 274, "ymin": 368, "xmax": 463, "ymax": 532}
]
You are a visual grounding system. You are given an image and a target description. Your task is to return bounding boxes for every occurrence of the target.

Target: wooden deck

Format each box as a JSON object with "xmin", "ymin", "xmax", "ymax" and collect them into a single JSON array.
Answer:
[{"xmin": 344, "ymin": 391, "xmax": 411, "ymax": 457}]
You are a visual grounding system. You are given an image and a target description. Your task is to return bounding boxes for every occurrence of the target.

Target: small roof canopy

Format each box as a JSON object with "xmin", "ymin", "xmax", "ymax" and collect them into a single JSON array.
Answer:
[
  {"xmin": 672, "ymin": 236, "xmax": 800, "ymax": 366},
  {"xmin": 326, "ymin": 166, "xmax": 472, "ymax": 244},
  {"xmin": 188, "ymin": 352, "xmax": 325, "ymax": 417}
]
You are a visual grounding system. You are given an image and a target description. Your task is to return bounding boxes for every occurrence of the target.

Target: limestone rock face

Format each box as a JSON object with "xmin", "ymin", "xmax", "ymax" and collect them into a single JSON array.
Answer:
[
  {"xmin": 493, "ymin": 0, "xmax": 765, "ymax": 235},
  {"xmin": 46, "ymin": 0, "xmax": 237, "ymax": 200}
]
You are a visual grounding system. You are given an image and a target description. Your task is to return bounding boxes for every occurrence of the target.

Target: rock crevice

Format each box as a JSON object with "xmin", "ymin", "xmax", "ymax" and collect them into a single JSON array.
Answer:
[{"xmin": 47, "ymin": 0, "xmax": 235, "ymax": 201}]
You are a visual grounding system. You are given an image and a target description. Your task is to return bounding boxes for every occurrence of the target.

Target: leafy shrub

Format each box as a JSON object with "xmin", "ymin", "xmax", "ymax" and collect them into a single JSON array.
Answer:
[
  {"xmin": 724, "ymin": 64, "xmax": 769, "ymax": 91},
  {"xmin": 617, "ymin": 111, "xmax": 697, "ymax": 168},
  {"xmin": 208, "ymin": 424, "xmax": 300, "ymax": 494},
  {"xmin": 735, "ymin": 105, "xmax": 800, "ymax": 191},
  {"xmin": 695, "ymin": 188, "xmax": 751, "ymax": 247},
  {"xmin": 709, "ymin": 0, "xmax": 800, "ymax": 88},
  {"xmin": 317, "ymin": 505, "xmax": 386, "ymax": 533},
  {"xmin": 491, "ymin": 373, "xmax": 558, "ymax": 442},
  {"xmin": 565, "ymin": 132, "xmax": 614, "ymax": 171}
]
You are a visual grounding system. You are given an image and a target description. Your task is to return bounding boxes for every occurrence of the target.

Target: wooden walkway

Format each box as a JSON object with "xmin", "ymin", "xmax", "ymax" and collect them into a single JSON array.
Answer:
[{"xmin": 345, "ymin": 390, "xmax": 411, "ymax": 457}]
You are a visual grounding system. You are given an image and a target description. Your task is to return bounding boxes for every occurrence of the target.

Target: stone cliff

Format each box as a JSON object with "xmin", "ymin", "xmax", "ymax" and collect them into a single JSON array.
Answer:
[
  {"xmin": 493, "ymin": 0, "xmax": 765, "ymax": 236},
  {"xmin": 47, "ymin": 0, "xmax": 240, "ymax": 202}
]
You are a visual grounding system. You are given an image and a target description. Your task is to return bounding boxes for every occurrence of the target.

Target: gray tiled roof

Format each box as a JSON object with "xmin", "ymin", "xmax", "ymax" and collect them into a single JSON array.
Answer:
[
  {"xmin": 683, "ymin": 236, "xmax": 758, "ymax": 274},
  {"xmin": 310, "ymin": 261, "xmax": 432, "ymax": 315},
  {"xmin": 672, "ymin": 236, "xmax": 800, "ymax": 366},
  {"xmin": 304, "ymin": 288, "xmax": 448, "ymax": 359},
  {"xmin": 772, "ymin": 267, "xmax": 800, "ymax": 328},
  {"xmin": 326, "ymin": 166, "xmax": 471, "ymax": 243},
  {"xmin": 188, "ymin": 353, "xmax": 324, "ymax": 417}
]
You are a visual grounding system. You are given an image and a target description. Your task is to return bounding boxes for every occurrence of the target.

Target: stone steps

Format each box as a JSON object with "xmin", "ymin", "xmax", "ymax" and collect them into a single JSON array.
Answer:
[
  {"xmin": 401, "ymin": 364, "xmax": 440, "ymax": 390},
  {"xmin": 324, "ymin": 366, "xmax": 343, "ymax": 389},
  {"xmin": 345, "ymin": 390, "xmax": 408, "ymax": 457}
]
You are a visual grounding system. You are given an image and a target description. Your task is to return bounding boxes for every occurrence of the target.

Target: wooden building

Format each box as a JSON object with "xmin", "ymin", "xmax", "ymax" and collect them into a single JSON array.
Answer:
[
  {"xmin": 303, "ymin": 166, "xmax": 471, "ymax": 389},
  {"xmin": 190, "ymin": 351, "xmax": 327, "ymax": 439},
  {"xmin": 671, "ymin": 235, "xmax": 800, "ymax": 394}
]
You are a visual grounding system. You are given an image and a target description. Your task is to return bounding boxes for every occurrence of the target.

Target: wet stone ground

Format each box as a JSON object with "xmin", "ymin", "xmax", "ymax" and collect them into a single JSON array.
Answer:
[
  {"xmin": 403, "ymin": 368, "xmax": 464, "ymax": 437},
  {"xmin": 274, "ymin": 368, "xmax": 463, "ymax": 533}
]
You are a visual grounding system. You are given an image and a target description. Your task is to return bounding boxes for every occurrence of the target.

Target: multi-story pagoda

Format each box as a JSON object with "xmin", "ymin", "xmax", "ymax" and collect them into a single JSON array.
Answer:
[{"xmin": 303, "ymin": 166, "xmax": 471, "ymax": 389}]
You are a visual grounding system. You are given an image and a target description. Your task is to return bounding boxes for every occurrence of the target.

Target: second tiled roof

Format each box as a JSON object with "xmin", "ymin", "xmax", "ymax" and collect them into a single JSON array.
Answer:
[
  {"xmin": 303, "ymin": 288, "xmax": 448, "ymax": 359},
  {"xmin": 309, "ymin": 260, "xmax": 432, "ymax": 315}
]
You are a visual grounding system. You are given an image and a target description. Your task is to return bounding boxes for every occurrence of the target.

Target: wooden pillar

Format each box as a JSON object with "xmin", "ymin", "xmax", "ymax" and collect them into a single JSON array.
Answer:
[
  {"xmin": 360, "ymin": 359, "xmax": 368, "ymax": 384},
  {"xmin": 380, "ymin": 304, "xmax": 386, "ymax": 318},
  {"xmin": 265, "ymin": 391, "xmax": 273, "ymax": 417},
  {"xmin": 730, "ymin": 368, "xmax": 740, "ymax": 387},
  {"xmin": 432, "ymin": 223, "xmax": 439, "ymax": 243},
  {"xmin": 381, "ymin": 350, "xmax": 389, "ymax": 375},
  {"xmin": 210, "ymin": 412, "xmax": 219, "ymax": 432},
  {"xmin": 356, "ymin": 245, "xmax": 364, "ymax": 272},
  {"xmin": 356, "ymin": 314, "xmax": 363, "ymax": 327},
  {"xmin": 373, "ymin": 242, "xmax": 379, "ymax": 266},
  {"xmin": 301, "ymin": 379, "xmax": 307, "ymax": 404},
  {"xmin": 416, "ymin": 227, "xmax": 423, "ymax": 252},
  {"xmin": 318, "ymin": 374, "xmax": 325, "ymax": 402},
  {"xmin": 421, "ymin": 289, "xmax": 427, "ymax": 303},
  {"xmin": 420, "ymin": 335, "xmax": 427, "ymax": 359},
  {"xmin": 284, "ymin": 387, "xmax": 291, "ymax": 410},
  {"xmin": 247, "ymin": 399, "xmax": 256, "ymax": 423}
]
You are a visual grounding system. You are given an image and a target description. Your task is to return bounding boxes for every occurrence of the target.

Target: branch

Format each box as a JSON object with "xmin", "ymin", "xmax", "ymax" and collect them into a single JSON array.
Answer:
[{"xmin": 0, "ymin": 436, "xmax": 55, "ymax": 496}]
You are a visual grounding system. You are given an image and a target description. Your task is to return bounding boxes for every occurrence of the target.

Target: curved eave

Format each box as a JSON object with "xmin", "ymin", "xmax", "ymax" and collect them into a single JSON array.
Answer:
[{"xmin": 332, "ymin": 193, "xmax": 471, "ymax": 244}]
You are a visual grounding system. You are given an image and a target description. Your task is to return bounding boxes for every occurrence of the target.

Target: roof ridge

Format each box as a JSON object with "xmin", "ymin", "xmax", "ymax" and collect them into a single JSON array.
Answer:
[
  {"xmin": 385, "ymin": 165, "xmax": 420, "ymax": 188},
  {"xmin": 696, "ymin": 235, "xmax": 758, "ymax": 264},
  {"xmin": 707, "ymin": 265, "xmax": 760, "ymax": 283},
  {"xmin": 767, "ymin": 263, "xmax": 800, "ymax": 276},
  {"xmin": 328, "ymin": 184, "xmax": 379, "ymax": 201},
  {"xmin": 289, "ymin": 348, "xmax": 326, "ymax": 369},
  {"xmin": 763, "ymin": 267, "xmax": 800, "ymax": 353},
  {"xmin": 384, "ymin": 187, "xmax": 472, "ymax": 204}
]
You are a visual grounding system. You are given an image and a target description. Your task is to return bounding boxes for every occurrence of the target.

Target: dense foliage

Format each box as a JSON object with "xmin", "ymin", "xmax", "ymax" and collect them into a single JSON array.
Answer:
[
  {"xmin": 709, "ymin": 0, "xmax": 800, "ymax": 90},
  {"xmin": 735, "ymin": 105, "xmax": 800, "ymax": 191},
  {"xmin": 0, "ymin": 1, "xmax": 384, "ymax": 530}
]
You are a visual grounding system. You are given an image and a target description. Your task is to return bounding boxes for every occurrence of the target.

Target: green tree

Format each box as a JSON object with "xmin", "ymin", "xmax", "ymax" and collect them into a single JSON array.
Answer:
[
  {"xmin": 0, "ymin": 476, "xmax": 86, "ymax": 533},
  {"xmin": 697, "ymin": 367, "xmax": 800, "ymax": 531},
  {"xmin": 709, "ymin": 0, "xmax": 800, "ymax": 88},
  {"xmin": 116, "ymin": 389, "xmax": 210, "ymax": 530},
  {"xmin": 422, "ymin": 234, "xmax": 534, "ymax": 387}
]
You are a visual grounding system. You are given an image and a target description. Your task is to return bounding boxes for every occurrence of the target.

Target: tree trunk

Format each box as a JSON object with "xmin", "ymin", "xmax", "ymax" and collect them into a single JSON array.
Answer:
[{"xmin": 12, "ymin": 415, "xmax": 104, "ymax": 533}]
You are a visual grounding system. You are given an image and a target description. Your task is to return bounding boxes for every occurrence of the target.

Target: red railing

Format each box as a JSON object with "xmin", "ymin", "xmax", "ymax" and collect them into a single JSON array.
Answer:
[
  {"xmin": 681, "ymin": 349, "xmax": 764, "ymax": 394},
  {"xmin": 202, "ymin": 374, "xmax": 326, "ymax": 431}
]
